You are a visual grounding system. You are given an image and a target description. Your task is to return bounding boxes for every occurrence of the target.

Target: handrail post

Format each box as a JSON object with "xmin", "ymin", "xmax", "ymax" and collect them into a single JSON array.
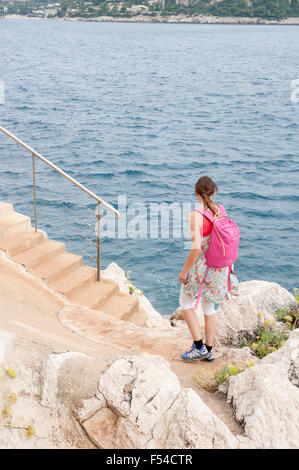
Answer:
[
  {"xmin": 32, "ymin": 152, "xmax": 37, "ymax": 233},
  {"xmin": 97, "ymin": 202, "xmax": 101, "ymax": 282}
]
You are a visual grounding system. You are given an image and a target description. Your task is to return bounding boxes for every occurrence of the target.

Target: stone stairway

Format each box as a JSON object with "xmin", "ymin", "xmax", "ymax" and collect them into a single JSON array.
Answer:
[{"xmin": 0, "ymin": 201, "xmax": 146, "ymax": 327}]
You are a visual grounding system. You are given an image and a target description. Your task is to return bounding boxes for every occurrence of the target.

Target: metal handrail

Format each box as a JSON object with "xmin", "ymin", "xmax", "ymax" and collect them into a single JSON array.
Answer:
[
  {"xmin": 0, "ymin": 125, "xmax": 120, "ymax": 281},
  {"xmin": 0, "ymin": 126, "xmax": 120, "ymax": 216}
]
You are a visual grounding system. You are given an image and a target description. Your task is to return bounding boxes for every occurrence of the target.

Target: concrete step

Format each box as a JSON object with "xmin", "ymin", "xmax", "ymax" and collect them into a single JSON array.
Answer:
[
  {"xmin": 68, "ymin": 279, "xmax": 119, "ymax": 310},
  {"xmin": 0, "ymin": 231, "xmax": 46, "ymax": 256},
  {"xmin": 99, "ymin": 293, "xmax": 139, "ymax": 322},
  {"xmin": 49, "ymin": 265, "xmax": 97, "ymax": 296},
  {"xmin": 0, "ymin": 213, "xmax": 31, "ymax": 238},
  {"xmin": 123, "ymin": 307, "xmax": 147, "ymax": 327},
  {"xmin": 30, "ymin": 252, "xmax": 82, "ymax": 284},
  {"xmin": 0, "ymin": 202, "xmax": 13, "ymax": 217},
  {"xmin": 0, "ymin": 201, "xmax": 146, "ymax": 328},
  {"xmin": 11, "ymin": 239, "xmax": 65, "ymax": 270}
]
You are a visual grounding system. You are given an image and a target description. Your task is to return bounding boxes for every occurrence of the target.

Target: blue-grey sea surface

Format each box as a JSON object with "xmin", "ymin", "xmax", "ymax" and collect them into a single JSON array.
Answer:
[{"xmin": 0, "ymin": 19, "xmax": 298, "ymax": 314}]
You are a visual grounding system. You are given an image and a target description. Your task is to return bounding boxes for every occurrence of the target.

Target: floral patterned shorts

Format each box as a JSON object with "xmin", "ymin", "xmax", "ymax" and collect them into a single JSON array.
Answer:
[{"xmin": 182, "ymin": 236, "xmax": 239, "ymax": 304}]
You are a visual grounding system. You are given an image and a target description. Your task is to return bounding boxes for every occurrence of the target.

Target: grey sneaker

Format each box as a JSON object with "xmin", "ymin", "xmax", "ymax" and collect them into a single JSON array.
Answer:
[
  {"xmin": 180, "ymin": 343, "xmax": 209, "ymax": 362},
  {"xmin": 203, "ymin": 350, "xmax": 215, "ymax": 362}
]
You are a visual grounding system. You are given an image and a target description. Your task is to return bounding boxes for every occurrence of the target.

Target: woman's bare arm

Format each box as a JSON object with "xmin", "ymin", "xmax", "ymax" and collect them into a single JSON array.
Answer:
[{"xmin": 179, "ymin": 211, "xmax": 203, "ymax": 284}]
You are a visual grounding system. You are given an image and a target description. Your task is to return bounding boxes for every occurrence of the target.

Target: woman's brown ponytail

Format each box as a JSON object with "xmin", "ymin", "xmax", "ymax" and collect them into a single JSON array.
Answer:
[{"xmin": 195, "ymin": 176, "xmax": 219, "ymax": 216}]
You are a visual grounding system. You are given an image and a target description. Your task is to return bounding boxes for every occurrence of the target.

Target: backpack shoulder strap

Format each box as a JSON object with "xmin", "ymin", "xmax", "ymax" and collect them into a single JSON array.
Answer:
[
  {"xmin": 217, "ymin": 204, "xmax": 227, "ymax": 217},
  {"xmin": 194, "ymin": 207, "xmax": 214, "ymax": 224},
  {"xmin": 194, "ymin": 204, "xmax": 226, "ymax": 222}
]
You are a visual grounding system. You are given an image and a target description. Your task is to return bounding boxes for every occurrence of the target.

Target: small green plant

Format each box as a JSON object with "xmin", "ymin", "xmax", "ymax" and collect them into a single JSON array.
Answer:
[
  {"xmin": 126, "ymin": 270, "xmax": 143, "ymax": 296},
  {"xmin": 129, "ymin": 284, "xmax": 137, "ymax": 295},
  {"xmin": 215, "ymin": 362, "xmax": 255, "ymax": 386},
  {"xmin": 275, "ymin": 289, "xmax": 299, "ymax": 330},
  {"xmin": 276, "ymin": 307, "xmax": 289, "ymax": 321},
  {"xmin": 215, "ymin": 365, "xmax": 240, "ymax": 385},
  {"xmin": 246, "ymin": 327, "xmax": 289, "ymax": 359},
  {"xmin": 193, "ymin": 361, "xmax": 254, "ymax": 392}
]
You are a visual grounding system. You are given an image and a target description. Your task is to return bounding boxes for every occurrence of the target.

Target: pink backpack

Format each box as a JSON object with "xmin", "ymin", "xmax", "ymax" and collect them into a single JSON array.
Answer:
[{"xmin": 194, "ymin": 204, "xmax": 240, "ymax": 309}]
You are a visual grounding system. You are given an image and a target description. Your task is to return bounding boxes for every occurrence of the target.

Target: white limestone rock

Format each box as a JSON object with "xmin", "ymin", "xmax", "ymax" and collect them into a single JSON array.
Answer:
[
  {"xmin": 56, "ymin": 354, "xmax": 107, "ymax": 409},
  {"xmin": 0, "ymin": 330, "xmax": 15, "ymax": 364},
  {"xmin": 77, "ymin": 396, "xmax": 106, "ymax": 423},
  {"xmin": 98, "ymin": 353, "xmax": 180, "ymax": 427},
  {"xmin": 228, "ymin": 365, "xmax": 299, "ymax": 449},
  {"xmin": 216, "ymin": 280, "xmax": 297, "ymax": 346},
  {"xmin": 224, "ymin": 347, "xmax": 259, "ymax": 365},
  {"xmin": 0, "ymin": 331, "xmax": 94, "ymax": 449},
  {"xmin": 101, "ymin": 262, "xmax": 130, "ymax": 295},
  {"xmin": 289, "ymin": 354, "xmax": 299, "ymax": 388},
  {"xmin": 114, "ymin": 417, "xmax": 152, "ymax": 449},
  {"xmin": 41, "ymin": 351, "xmax": 92, "ymax": 408},
  {"xmin": 137, "ymin": 294, "xmax": 171, "ymax": 329},
  {"xmin": 93, "ymin": 353, "xmax": 238, "ymax": 449},
  {"xmin": 95, "ymin": 353, "xmax": 181, "ymax": 448},
  {"xmin": 150, "ymin": 388, "xmax": 238, "ymax": 449},
  {"xmin": 225, "ymin": 329, "xmax": 299, "ymax": 449}
]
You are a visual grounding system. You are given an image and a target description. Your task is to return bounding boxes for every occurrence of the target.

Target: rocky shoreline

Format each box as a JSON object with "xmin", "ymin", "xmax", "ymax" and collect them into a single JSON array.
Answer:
[
  {"xmin": 3, "ymin": 14, "xmax": 299, "ymax": 25},
  {"xmin": 0, "ymin": 248, "xmax": 298, "ymax": 448}
]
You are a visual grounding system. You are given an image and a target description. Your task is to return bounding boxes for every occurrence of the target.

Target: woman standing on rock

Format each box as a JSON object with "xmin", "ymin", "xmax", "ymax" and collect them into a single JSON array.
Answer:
[{"xmin": 179, "ymin": 176, "xmax": 240, "ymax": 362}]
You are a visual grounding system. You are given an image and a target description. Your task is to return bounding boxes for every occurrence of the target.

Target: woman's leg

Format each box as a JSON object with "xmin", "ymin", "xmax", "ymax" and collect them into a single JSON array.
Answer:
[
  {"xmin": 201, "ymin": 298, "xmax": 216, "ymax": 347},
  {"xmin": 179, "ymin": 287, "xmax": 202, "ymax": 341},
  {"xmin": 182, "ymin": 309, "xmax": 202, "ymax": 341}
]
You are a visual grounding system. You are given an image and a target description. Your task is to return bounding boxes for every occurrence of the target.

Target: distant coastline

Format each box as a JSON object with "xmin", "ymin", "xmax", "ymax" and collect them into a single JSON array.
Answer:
[{"xmin": 3, "ymin": 14, "xmax": 299, "ymax": 25}]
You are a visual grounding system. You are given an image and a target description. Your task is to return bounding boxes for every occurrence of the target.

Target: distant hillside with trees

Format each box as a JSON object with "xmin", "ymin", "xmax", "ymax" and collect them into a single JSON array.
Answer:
[{"xmin": 1, "ymin": 0, "xmax": 299, "ymax": 21}]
